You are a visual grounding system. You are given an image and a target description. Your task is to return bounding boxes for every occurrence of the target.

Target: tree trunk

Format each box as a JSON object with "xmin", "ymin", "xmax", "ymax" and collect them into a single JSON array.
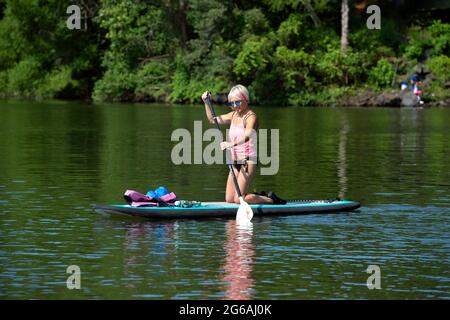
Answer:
[
  {"xmin": 227, "ymin": 0, "xmax": 234, "ymax": 14},
  {"xmin": 340, "ymin": 0, "xmax": 349, "ymax": 53},
  {"xmin": 177, "ymin": 0, "xmax": 188, "ymax": 49},
  {"xmin": 303, "ymin": 0, "xmax": 321, "ymax": 28}
]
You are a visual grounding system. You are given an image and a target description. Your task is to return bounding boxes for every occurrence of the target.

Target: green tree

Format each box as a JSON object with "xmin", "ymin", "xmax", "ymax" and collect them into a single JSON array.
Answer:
[
  {"xmin": 368, "ymin": 58, "xmax": 395, "ymax": 89},
  {"xmin": 0, "ymin": 0, "xmax": 103, "ymax": 99},
  {"xmin": 93, "ymin": 0, "xmax": 176, "ymax": 102}
]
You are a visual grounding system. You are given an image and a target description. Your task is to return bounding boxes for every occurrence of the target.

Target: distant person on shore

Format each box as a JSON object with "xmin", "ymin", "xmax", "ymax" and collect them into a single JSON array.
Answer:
[
  {"xmin": 402, "ymin": 75, "xmax": 424, "ymax": 105},
  {"xmin": 410, "ymin": 75, "xmax": 424, "ymax": 105},
  {"xmin": 400, "ymin": 81, "xmax": 408, "ymax": 91}
]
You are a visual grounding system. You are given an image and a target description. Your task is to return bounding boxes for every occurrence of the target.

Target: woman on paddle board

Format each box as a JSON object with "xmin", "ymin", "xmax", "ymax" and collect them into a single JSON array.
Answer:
[{"xmin": 202, "ymin": 85, "xmax": 286, "ymax": 205}]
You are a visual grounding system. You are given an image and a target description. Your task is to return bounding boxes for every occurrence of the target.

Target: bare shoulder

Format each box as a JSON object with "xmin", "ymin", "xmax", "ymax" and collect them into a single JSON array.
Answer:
[
  {"xmin": 244, "ymin": 110, "xmax": 257, "ymax": 121},
  {"xmin": 217, "ymin": 110, "xmax": 234, "ymax": 124},
  {"xmin": 223, "ymin": 111, "xmax": 235, "ymax": 120},
  {"xmin": 244, "ymin": 110, "xmax": 258, "ymax": 128}
]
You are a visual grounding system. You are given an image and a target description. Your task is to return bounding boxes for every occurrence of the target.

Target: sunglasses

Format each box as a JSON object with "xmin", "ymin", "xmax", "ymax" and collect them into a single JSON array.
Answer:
[{"xmin": 226, "ymin": 101, "xmax": 242, "ymax": 108}]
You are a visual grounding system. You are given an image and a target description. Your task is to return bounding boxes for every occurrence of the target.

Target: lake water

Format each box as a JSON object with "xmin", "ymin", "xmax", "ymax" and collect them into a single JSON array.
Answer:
[{"xmin": 0, "ymin": 101, "xmax": 449, "ymax": 299}]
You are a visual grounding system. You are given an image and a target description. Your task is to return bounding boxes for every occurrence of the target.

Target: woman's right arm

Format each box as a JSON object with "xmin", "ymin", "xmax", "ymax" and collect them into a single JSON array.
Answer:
[{"xmin": 201, "ymin": 91, "xmax": 233, "ymax": 125}]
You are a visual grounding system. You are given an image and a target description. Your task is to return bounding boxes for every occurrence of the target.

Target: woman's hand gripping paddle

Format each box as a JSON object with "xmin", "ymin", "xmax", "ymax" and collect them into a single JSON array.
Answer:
[{"xmin": 205, "ymin": 92, "xmax": 253, "ymax": 225}]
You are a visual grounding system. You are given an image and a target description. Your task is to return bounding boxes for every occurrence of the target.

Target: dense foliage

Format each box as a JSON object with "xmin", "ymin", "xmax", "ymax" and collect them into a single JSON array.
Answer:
[{"xmin": 0, "ymin": 0, "xmax": 448, "ymax": 105}]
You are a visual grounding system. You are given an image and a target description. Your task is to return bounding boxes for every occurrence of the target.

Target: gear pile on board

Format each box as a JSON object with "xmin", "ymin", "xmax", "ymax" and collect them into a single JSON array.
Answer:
[{"xmin": 123, "ymin": 186, "xmax": 201, "ymax": 208}]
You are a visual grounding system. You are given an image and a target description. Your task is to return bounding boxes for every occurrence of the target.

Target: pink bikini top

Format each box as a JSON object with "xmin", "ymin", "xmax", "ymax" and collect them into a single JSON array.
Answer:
[{"xmin": 228, "ymin": 111, "xmax": 257, "ymax": 161}]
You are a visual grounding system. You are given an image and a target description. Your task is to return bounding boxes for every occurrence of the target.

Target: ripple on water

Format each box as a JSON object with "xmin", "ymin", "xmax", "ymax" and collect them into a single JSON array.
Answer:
[{"xmin": 1, "ymin": 105, "xmax": 450, "ymax": 299}]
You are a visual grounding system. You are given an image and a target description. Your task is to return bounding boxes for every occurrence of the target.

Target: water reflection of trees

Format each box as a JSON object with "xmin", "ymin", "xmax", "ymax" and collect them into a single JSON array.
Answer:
[
  {"xmin": 338, "ymin": 113, "xmax": 349, "ymax": 199},
  {"xmin": 123, "ymin": 222, "xmax": 177, "ymax": 290}
]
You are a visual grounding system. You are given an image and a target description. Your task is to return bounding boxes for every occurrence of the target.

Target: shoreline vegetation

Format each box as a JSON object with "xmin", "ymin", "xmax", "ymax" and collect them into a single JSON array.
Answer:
[{"xmin": 0, "ymin": 1, "xmax": 448, "ymax": 107}]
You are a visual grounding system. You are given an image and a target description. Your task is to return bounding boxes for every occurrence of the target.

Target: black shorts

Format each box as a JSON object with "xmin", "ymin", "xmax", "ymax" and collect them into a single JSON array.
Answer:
[{"xmin": 232, "ymin": 158, "xmax": 257, "ymax": 173}]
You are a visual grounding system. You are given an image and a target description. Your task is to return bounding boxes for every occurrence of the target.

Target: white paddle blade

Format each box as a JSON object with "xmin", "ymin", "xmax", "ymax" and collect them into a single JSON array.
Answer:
[{"xmin": 236, "ymin": 197, "xmax": 253, "ymax": 225}]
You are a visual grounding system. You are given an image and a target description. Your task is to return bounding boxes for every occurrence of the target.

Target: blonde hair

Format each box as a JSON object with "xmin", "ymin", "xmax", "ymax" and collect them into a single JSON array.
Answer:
[{"xmin": 228, "ymin": 84, "xmax": 249, "ymax": 103}]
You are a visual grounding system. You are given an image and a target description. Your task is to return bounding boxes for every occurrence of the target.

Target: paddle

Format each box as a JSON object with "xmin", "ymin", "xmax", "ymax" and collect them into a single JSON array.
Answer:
[{"xmin": 205, "ymin": 92, "xmax": 254, "ymax": 224}]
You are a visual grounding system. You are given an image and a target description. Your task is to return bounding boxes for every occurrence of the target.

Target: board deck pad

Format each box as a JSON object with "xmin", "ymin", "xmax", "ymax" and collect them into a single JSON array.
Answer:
[{"xmin": 94, "ymin": 199, "xmax": 360, "ymax": 219}]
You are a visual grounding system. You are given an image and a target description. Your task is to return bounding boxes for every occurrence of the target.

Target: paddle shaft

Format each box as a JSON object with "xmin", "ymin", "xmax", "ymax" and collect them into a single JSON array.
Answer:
[{"xmin": 206, "ymin": 94, "xmax": 243, "ymax": 199}]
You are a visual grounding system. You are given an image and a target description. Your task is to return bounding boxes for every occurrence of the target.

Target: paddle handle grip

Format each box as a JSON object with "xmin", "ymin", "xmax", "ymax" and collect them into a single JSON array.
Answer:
[{"xmin": 206, "ymin": 93, "xmax": 243, "ymax": 199}]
